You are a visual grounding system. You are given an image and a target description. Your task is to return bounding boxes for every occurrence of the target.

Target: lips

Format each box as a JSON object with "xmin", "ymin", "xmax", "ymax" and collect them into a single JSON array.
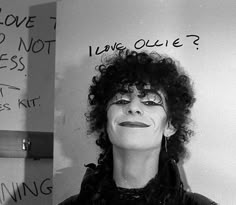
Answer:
[{"xmin": 119, "ymin": 121, "xmax": 150, "ymax": 128}]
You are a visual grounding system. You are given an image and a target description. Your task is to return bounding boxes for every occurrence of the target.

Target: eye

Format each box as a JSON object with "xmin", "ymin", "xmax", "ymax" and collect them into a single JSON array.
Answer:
[
  {"xmin": 110, "ymin": 93, "xmax": 130, "ymax": 105},
  {"xmin": 114, "ymin": 99, "xmax": 130, "ymax": 105},
  {"xmin": 141, "ymin": 93, "xmax": 163, "ymax": 106},
  {"xmin": 142, "ymin": 101, "xmax": 161, "ymax": 106}
]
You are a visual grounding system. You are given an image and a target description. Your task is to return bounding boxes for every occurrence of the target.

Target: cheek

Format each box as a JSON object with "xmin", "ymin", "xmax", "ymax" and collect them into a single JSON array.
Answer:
[
  {"xmin": 107, "ymin": 104, "xmax": 125, "ymax": 119},
  {"xmin": 107, "ymin": 106, "xmax": 117, "ymax": 124},
  {"xmin": 106, "ymin": 111, "xmax": 113, "ymax": 136},
  {"xmin": 149, "ymin": 112, "xmax": 168, "ymax": 131},
  {"xmin": 106, "ymin": 116, "xmax": 114, "ymax": 143},
  {"xmin": 106, "ymin": 106, "xmax": 121, "ymax": 131}
]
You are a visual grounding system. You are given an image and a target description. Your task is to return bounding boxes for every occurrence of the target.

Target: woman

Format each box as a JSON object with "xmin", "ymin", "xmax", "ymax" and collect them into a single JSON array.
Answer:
[{"xmin": 60, "ymin": 50, "xmax": 217, "ymax": 205}]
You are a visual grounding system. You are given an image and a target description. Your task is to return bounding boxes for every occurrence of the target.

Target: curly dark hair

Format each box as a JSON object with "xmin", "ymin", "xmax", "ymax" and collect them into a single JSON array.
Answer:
[{"xmin": 86, "ymin": 50, "xmax": 195, "ymax": 171}]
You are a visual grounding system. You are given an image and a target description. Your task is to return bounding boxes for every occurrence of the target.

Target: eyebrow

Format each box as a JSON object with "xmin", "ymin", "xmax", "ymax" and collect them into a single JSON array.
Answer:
[
  {"xmin": 138, "ymin": 89, "xmax": 164, "ymax": 99},
  {"xmin": 115, "ymin": 88, "xmax": 164, "ymax": 99}
]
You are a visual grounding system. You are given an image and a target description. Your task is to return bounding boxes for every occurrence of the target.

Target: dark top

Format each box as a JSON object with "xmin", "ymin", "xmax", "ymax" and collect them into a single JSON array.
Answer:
[{"xmin": 59, "ymin": 159, "xmax": 217, "ymax": 205}]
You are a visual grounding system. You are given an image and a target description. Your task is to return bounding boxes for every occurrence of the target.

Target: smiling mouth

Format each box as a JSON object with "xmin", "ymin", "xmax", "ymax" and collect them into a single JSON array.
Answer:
[{"xmin": 119, "ymin": 121, "xmax": 150, "ymax": 128}]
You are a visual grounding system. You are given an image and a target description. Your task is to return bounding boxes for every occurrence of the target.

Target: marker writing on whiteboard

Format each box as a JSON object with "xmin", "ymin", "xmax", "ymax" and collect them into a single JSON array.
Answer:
[
  {"xmin": 0, "ymin": 8, "xmax": 36, "ymax": 28},
  {"xmin": 134, "ymin": 38, "xmax": 183, "ymax": 49},
  {"xmin": 89, "ymin": 42, "xmax": 126, "ymax": 57},
  {"xmin": 0, "ymin": 33, "xmax": 6, "ymax": 45},
  {"xmin": 0, "ymin": 178, "xmax": 52, "ymax": 204},
  {"xmin": 49, "ymin": 17, "xmax": 56, "ymax": 30},
  {"xmin": 88, "ymin": 34, "xmax": 200, "ymax": 57},
  {"xmin": 0, "ymin": 83, "xmax": 20, "ymax": 98},
  {"xmin": 186, "ymin": 34, "xmax": 200, "ymax": 50},
  {"xmin": 0, "ymin": 8, "xmax": 56, "ymax": 75},
  {"xmin": 134, "ymin": 34, "xmax": 200, "ymax": 50}
]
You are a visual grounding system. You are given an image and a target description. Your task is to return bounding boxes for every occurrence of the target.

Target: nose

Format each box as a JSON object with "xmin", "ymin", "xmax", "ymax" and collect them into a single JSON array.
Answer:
[{"xmin": 125, "ymin": 97, "xmax": 143, "ymax": 115}]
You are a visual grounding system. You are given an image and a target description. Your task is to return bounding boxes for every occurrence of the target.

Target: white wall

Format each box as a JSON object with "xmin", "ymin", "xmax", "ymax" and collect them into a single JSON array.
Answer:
[{"xmin": 53, "ymin": 1, "xmax": 236, "ymax": 204}]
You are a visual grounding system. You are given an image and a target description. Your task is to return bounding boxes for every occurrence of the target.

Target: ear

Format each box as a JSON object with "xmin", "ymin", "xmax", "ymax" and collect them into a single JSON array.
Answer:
[{"xmin": 164, "ymin": 121, "xmax": 176, "ymax": 138}]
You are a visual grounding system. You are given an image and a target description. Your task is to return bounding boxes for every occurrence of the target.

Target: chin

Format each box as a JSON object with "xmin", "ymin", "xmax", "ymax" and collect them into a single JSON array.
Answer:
[{"xmin": 112, "ymin": 137, "xmax": 161, "ymax": 151}]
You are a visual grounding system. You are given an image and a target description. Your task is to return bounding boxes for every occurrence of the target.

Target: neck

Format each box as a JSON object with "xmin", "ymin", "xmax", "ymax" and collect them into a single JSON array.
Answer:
[{"xmin": 112, "ymin": 145, "xmax": 160, "ymax": 189}]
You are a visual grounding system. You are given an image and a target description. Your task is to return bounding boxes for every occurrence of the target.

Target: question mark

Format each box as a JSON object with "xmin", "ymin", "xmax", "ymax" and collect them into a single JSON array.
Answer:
[
  {"xmin": 186, "ymin": 34, "xmax": 200, "ymax": 50},
  {"xmin": 0, "ymin": 33, "xmax": 6, "ymax": 45}
]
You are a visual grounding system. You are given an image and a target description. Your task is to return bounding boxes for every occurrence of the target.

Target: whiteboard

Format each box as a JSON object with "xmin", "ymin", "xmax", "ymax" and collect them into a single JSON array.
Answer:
[
  {"xmin": 0, "ymin": 1, "xmax": 55, "ymax": 205},
  {"xmin": 0, "ymin": 0, "xmax": 56, "ymax": 132}
]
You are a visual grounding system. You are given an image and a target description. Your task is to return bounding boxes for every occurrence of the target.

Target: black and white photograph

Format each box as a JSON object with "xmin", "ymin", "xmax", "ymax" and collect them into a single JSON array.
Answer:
[{"xmin": 0, "ymin": 0, "xmax": 236, "ymax": 205}]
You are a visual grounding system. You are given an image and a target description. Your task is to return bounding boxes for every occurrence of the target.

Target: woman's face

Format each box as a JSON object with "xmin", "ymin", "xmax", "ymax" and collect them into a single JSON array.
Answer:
[{"xmin": 106, "ymin": 85, "xmax": 175, "ymax": 150}]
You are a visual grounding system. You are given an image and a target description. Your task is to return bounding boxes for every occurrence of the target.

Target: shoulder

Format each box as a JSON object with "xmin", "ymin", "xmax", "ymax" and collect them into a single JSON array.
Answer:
[
  {"xmin": 58, "ymin": 194, "xmax": 79, "ymax": 205},
  {"xmin": 183, "ymin": 192, "xmax": 218, "ymax": 205},
  {"xmin": 58, "ymin": 163, "xmax": 100, "ymax": 205}
]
